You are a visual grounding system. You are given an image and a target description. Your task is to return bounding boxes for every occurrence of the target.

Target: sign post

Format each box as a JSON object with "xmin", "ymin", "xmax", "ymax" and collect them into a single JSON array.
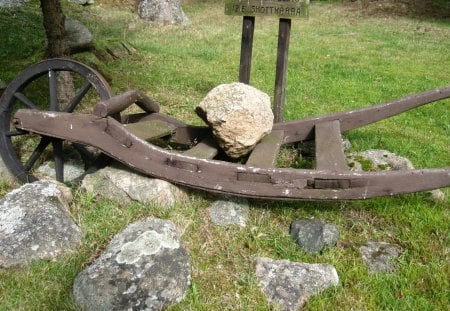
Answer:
[
  {"xmin": 225, "ymin": 0, "xmax": 309, "ymax": 122},
  {"xmin": 239, "ymin": 16, "xmax": 255, "ymax": 84}
]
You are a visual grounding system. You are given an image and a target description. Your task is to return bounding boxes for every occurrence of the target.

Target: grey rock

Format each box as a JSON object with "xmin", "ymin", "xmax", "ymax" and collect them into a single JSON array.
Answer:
[
  {"xmin": 347, "ymin": 149, "xmax": 414, "ymax": 172},
  {"xmin": 0, "ymin": 181, "xmax": 80, "ymax": 268},
  {"xmin": 138, "ymin": 0, "xmax": 190, "ymax": 25},
  {"xmin": 0, "ymin": 0, "xmax": 29, "ymax": 7},
  {"xmin": 73, "ymin": 217, "xmax": 190, "ymax": 311},
  {"xmin": 209, "ymin": 196, "xmax": 249, "ymax": 227},
  {"xmin": 36, "ymin": 160, "xmax": 85, "ymax": 182},
  {"xmin": 0, "ymin": 156, "xmax": 15, "ymax": 182},
  {"xmin": 290, "ymin": 218, "xmax": 339, "ymax": 253},
  {"xmin": 359, "ymin": 241, "xmax": 403, "ymax": 273},
  {"xmin": 196, "ymin": 82, "xmax": 274, "ymax": 159},
  {"xmin": 342, "ymin": 136, "xmax": 352, "ymax": 152},
  {"xmin": 255, "ymin": 257, "xmax": 339, "ymax": 311},
  {"xmin": 65, "ymin": 17, "xmax": 93, "ymax": 53},
  {"xmin": 81, "ymin": 165, "xmax": 186, "ymax": 207}
]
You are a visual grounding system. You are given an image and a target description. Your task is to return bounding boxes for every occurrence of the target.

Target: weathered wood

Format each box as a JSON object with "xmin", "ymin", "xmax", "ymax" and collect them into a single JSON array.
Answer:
[
  {"xmin": 246, "ymin": 130, "xmax": 284, "ymax": 168},
  {"xmin": 124, "ymin": 120, "xmax": 175, "ymax": 141},
  {"xmin": 13, "ymin": 109, "xmax": 450, "ymax": 200},
  {"xmin": 273, "ymin": 18, "xmax": 291, "ymax": 123},
  {"xmin": 183, "ymin": 136, "xmax": 219, "ymax": 159},
  {"xmin": 273, "ymin": 85, "xmax": 450, "ymax": 143},
  {"xmin": 239, "ymin": 16, "xmax": 255, "ymax": 84},
  {"xmin": 315, "ymin": 120, "xmax": 348, "ymax": 172},
  {"xmin": 94, "ymin": 90, "xmax": 160, "ymax": 117},
  {"xmin": 225, "ymin": 0, "xmax": 309, "ymax": 19}
]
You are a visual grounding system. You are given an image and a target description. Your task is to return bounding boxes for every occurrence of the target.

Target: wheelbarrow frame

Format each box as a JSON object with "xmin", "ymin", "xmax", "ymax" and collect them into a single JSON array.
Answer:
[{"xmin": 1, "ymin": 59, "xmax": 449, "ymax": 200}]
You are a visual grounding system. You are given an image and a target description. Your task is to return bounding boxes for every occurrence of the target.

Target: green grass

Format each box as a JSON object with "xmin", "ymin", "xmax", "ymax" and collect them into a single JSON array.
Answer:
[{"xmin": 0, "ymin": 1, "xmax": 449, "ymax": 310}]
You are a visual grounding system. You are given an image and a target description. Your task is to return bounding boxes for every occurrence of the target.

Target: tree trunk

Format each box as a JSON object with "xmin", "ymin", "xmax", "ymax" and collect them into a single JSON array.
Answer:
[
  {"xmin": 40, "ymin": 0, "xmax": 69, "ymax": 58},
  {"xmin": 40, "ymin": 0, "xmax": 74, "ymax": 107}
]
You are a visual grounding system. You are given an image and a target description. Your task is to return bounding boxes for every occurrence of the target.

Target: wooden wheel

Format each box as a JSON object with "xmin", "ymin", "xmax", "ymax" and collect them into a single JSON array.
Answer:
[{"xmin": 0, "ymin": 58, "xmax": 112, "ymax": 183}]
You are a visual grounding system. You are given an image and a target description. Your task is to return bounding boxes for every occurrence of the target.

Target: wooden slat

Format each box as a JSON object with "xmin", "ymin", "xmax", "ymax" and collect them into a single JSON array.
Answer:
[
  {"xmin": 124, "ymin": 120, "xmax": 176, "ymax": 141},
  {"xmin": 183, "ymin": 136, "xmax": 219, "ymax": 159},
  {"xmin": 315, "ymin": 120, "xmax": 348, "ymax": 171},
  {"xmin": 246, "ymin": 130, "xmax": 284, "ymax": 168}
]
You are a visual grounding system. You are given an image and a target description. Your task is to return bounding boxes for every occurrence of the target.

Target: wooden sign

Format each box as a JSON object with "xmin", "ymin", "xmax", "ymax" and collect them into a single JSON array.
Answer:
[{"xmin": 225, "ymin": 0, "xmax": 309, "ymax": 18}]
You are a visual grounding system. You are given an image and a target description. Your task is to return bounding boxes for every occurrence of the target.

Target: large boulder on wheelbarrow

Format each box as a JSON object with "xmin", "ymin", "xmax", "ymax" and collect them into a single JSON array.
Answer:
[{"xmin": 196, "ymin": 82, "xmax": 274, "ymax": 159}]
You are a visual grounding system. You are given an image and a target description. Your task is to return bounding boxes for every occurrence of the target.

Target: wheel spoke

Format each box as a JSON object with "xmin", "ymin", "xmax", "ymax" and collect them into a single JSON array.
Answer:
[
  {"xmin": 5, "ymin": 129, "xmax": 28, "ymax": 137},
  {"xmin": 64, "ymin": 81, "xmax": 92, "ymax": 112},
  {"xmin": 14, "ymin": 92, "xmax": 38, "ymax": 110},
  {"xmin": 52, "ymin": 139, "xmax": 64, "ymax": 182},
  {"xmin": 23, "ymin": 137, "xmax": 51, "ymax": 171},
  {"xmin": 48, "ymin": 69, "xmax": 59, "ymax": 111}
]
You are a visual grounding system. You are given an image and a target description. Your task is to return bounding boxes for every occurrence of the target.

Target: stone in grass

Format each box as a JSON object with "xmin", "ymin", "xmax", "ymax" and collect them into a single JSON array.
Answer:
[
  {"xmin": 0, "ymin": 0, "xmax": 30, "ymax": 7},
  {"xmin": 138, "ymin": 0, "xmax": 190, "ymax": 25},
  {"xmin": 73, "ymin": 217, "xmax": 190, "ymax": 311},
  {"xmin": 0, "ymin": 180, "xmax": 80, "ymax": 268},
  {"xmin": 196, "ymin": 82, "xmax": 274, "ymax": 159},
  {"xmin": 359, "ymin": 241, "xmax": 403, "ymax": 273},
  {"xmin": 347, "ymin": 149, "xmax": 414, "ymax": 172},
  {"xmin": 36, "ymin": 160, "xmax": 85, "ymax": 182},
  {"xmin": 255, "ymin": 257, "xmax": 339, "ymax": 311},
  {"xmin": 209, "ymin": 196, "xmax": 249, "ymax": 227},
  {"xmin": 290, "ymin": 218, "xmax": 340, "ymax": 253},
  {"xmin": 81, "ymin": 164, "xmax": 186, "ymax": 207}
]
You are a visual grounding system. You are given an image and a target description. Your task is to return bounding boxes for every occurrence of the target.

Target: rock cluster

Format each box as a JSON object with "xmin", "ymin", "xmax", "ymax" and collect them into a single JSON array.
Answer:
[{"xmin": 196, "ymin": 82, "xmax": 274, "ymax": 159}]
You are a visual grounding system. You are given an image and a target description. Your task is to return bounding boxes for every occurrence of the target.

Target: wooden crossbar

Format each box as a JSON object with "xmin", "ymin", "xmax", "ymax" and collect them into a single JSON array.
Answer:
[
  {"xmin": 183, "ymin": 136, "xmax": 219, "ymax": 159},
  {"xmin": 124, "ymin": 120, "xmax": 176, "ymax": 141},
  {"xmin": 246, "ymin": 130, "xmax": 285, "ymax": 168},
  {"xmin": 315, "ymin": 120, "xmax": 348, "ymax": 171}
]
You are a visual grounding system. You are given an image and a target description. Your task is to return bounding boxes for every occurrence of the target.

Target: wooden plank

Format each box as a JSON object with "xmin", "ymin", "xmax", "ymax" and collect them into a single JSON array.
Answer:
[
  {"xmin": 124, "ymin": 120, "xmax": 176, "ymax": 141},
  {"xmin": 183, "ymin": 136, "xmax": 219, "ymax": 159},
  {"xmin": 315, "ymin": 120, "xmax": 348, "ymax": 171},
  {"xmin": 273, "ymin": 18, "xmax": 291, "ymax": 123},
  {"xmin": 239, "ymin": 16, "xmax": 255, "ymax": 84},
  {"xmin": 225, "ymin": 0, "xmax": 309, "ymax": 19},
  {"xmin": 246, "ymin": 130, "xmax": 284, "ymax": 168}
]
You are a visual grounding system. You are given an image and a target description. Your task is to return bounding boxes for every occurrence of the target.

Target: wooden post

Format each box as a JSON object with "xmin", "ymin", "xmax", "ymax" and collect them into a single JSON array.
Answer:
[
  {"xmin": 273, "ymin": 18, "xmax": 291, "ymax": 123},
  {"xmin": 239, "ymin": 16, "xmax": 255, "ymax": 84}
]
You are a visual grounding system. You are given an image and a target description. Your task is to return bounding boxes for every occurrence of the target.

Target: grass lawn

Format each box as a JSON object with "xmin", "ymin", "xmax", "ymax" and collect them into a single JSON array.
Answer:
[{"xmin": 0, "ymin": 1, "xmax": 449, "ymax": 310}]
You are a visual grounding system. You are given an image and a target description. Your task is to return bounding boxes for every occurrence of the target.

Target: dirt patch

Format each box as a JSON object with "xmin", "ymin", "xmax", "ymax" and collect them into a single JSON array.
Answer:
[{"xmin": 343, "ymin": 0, "xmax": 450, "ymax": 19}]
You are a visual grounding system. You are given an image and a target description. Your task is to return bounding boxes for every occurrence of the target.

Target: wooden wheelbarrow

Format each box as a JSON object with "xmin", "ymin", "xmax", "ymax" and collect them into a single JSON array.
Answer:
[{"xmin": 1, "ymin": 59, "xmax": 449, "ymax": 200}]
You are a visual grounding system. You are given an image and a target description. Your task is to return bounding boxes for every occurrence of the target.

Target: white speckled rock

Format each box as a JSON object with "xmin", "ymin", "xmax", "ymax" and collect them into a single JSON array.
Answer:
[
  {"xmin": 0, "ymin": 181, "xmax": 79, "ymax": 268},
  {"xmin": 0, "ymin": 0, "xmax": 30, "ymax": 7},
  {"xmin": 196, "ymin": 82, "xmax": 274, "ymax": 159},
  {"xmin": 73, "ymin": 217, "xmax": 190, "ymax": 311},
  {"xmin": 138, "ymin": 0, "xmax": 190, "ymax": 25}
]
